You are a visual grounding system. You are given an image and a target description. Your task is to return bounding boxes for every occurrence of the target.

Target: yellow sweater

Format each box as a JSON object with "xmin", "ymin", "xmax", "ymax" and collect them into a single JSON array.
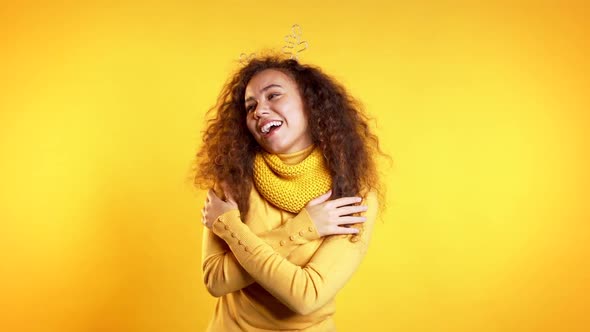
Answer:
[{"xmin": 201, "ymin": 148, "xmax": 378, "ymax": 331}]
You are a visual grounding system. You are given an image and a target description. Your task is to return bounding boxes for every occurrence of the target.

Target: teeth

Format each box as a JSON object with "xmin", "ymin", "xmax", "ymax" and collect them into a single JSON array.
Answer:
[{"xmin": 261, "ymin": 121, "xmax": 282, "ymax": 134}]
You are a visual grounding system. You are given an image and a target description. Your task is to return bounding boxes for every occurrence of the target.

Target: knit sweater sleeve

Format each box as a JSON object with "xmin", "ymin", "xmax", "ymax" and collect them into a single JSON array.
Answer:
[
  {"xmin": 209, "ymin": 192, "xmax": 378, "ymax": 315},
  {"xmin": 201, "ymin": 209, "xmax": 321, "ymax": 297}
]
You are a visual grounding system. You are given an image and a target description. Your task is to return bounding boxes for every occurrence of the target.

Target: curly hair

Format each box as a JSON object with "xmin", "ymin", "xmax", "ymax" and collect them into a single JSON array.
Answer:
[{"xmin": 193, "ymin": 54, "xmax": 385, "ymax": 219}]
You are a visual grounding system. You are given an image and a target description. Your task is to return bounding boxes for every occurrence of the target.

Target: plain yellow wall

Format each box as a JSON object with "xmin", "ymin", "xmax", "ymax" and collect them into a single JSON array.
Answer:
[{"xmin": 1, "ymin": 1, "xmax": 588, "ymax": 331}]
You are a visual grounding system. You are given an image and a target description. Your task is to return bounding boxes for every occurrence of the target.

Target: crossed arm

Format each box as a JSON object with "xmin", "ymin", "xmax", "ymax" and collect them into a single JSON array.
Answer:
[
  {"xmin": 201, "ymin": 208, "xmax": 320, "ymax": 297},
  {"xmin": 202, "ymin": 192, "xmax": 378, "ymax": 315}
]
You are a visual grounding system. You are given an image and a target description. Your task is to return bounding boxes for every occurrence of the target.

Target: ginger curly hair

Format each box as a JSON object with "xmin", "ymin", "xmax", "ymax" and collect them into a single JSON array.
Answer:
[{"xmin": 193, "ymin": 54, "xmax": 385, "ymax": 218}]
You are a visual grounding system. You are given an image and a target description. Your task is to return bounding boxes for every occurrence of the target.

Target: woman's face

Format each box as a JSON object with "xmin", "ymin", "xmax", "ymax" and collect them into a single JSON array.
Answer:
[{"xmin": 244, "ymin": 69, "xmax": 313, "ymax": 154}]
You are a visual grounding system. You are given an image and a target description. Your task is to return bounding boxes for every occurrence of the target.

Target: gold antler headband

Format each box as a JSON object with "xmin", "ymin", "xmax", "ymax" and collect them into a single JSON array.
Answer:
[
  {"xmin": 281, "ymin": 24, "xmax": 308, "ymax": 60},
  {"xmin": 239, "ymin": 24, "xmax": 309, "ymax": 65}
]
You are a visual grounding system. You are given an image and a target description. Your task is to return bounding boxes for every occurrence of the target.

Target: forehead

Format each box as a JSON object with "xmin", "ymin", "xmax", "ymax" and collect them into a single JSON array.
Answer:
[{"xmin": 245, "ymin": 69, "xmax": 296, "ymax": 97}]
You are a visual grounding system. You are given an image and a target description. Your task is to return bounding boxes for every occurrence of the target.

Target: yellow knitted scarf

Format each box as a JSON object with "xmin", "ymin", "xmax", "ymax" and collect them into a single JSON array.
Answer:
[{"xmin": 253, "ymin": 147, "xmax": 332, "ymax": 213}]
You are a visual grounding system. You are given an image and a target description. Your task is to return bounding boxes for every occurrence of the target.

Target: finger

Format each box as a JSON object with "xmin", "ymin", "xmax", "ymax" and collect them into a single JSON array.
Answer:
[
  {"xmin": 221, "ymin": 183, "xmax": 237, "ymax": 203},
  {"xmin": 335, "ymin": 216, "xmax": 367, "ymax": 225},
  {"xmin": 225, "ymin": 195, "xmax": 236, "ymax": 204},
  {"xmin": 335, "ymin": 205, "xmax": 368, "ymax": 216},
  {"xmin": 332, "ymin": 226, "xmax": 360, "ymax": 235},
  {"xmin": 328, "ymin": 196, "xmax": 363, "ymax": 208},
  {"xmin": 306, "ymin": 190, "xmax": 332, "ymax": 207},
  {"xmin": 207, "ymin": 189, "xmax": 221, "ymax": 203}
]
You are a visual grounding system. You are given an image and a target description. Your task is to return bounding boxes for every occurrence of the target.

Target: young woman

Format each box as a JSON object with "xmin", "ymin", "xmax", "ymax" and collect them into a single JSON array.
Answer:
[{"xmin": 195, "ymin": 54, "xmax": 383, "ymax": 331}]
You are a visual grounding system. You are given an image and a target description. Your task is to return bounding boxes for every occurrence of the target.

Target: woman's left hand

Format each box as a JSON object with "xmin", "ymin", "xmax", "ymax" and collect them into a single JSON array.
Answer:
[{"xmin": 201, "ymin": 187, "xmax": 239, "ymax": 229}]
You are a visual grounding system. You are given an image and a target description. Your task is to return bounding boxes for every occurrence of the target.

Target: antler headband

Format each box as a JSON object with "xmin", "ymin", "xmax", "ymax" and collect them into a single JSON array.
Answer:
[{"xmin": 239, "ymin": 24, "xmax": 309, "ymax": 65}]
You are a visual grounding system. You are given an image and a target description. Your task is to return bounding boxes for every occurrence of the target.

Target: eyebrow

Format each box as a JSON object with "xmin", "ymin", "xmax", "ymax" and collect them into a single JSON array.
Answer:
[{"xmin": 245, "ymin": 84, "xmax": 283, "ymax": 102}]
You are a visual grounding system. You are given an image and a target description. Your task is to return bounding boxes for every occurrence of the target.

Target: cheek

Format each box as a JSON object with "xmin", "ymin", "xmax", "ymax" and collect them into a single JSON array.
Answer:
[
  {"xmin": 302, "ymin": 117, "xmax": 313, "ymax": 138},
  {"xmin": 246, "ymin": 119, "xmax": 258, "ymax": 136},
  {"xmin": 299, "ymin": 112, "xmax": 311, "ymax": 130}
]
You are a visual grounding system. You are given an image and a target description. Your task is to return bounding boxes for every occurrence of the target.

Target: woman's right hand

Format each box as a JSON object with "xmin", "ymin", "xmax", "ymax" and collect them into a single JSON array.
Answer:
[{"xmin": 304, "ymin": 190, "xmax": 368, "ymax": 237}]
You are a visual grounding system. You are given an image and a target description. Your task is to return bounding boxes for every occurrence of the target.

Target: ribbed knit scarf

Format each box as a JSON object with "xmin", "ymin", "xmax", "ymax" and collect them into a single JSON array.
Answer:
[{"xmin": 253, "ymin": 147, "xmax": 332, "ymax": 213}]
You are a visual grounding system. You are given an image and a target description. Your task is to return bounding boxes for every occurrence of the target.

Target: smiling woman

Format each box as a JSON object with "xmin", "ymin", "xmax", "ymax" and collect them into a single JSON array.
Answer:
[
  {"xmin": 193, "ymin": 54, "xmax": 385, "ymax": 331},
  {"xmin": 245, "ymin": 69, "xmax": 312, "ymax": 154}
]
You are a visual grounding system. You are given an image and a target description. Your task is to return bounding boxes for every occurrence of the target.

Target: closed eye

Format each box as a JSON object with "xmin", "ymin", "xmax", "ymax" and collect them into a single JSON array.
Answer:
[{"xmin": 245, "ymin": 103, "xmax": 256, "ymax": 112}]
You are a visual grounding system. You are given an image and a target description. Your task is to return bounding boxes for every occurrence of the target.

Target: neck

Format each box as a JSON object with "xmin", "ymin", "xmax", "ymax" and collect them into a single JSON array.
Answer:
[
  {"xmin": 253, "ymin": 145, "xmax": 332, "ymax": 213},
  {"xmin": 275, "ymin": 144, "xmax": 315, "ymax": 165}
]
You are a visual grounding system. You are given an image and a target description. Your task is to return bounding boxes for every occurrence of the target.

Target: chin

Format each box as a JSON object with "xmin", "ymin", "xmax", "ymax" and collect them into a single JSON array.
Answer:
[
  {"xmin": 264, "ymin": 147, "xmax": 282, "ymax": 154},
  {"xmin": 257, "ymin": 141, "xmax": 284, "ymax": 154}
]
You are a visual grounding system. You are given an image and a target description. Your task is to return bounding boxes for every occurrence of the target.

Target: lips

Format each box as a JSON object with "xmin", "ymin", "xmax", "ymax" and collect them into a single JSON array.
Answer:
[{"xmin": 258, "ymin": 120, "xmax": 283, "ymax": 135}]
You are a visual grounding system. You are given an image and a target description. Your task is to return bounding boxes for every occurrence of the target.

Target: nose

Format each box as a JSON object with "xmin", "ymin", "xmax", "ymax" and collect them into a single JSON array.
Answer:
[{"xmin": 253, "ymin": 102, "xmax": 270, "ymax": 119}]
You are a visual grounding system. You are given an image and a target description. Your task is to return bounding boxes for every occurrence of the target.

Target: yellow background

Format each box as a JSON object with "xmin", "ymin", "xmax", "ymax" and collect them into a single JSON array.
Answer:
[{"xmin": 1, "ymin": 1, "xmax": 588, "ymax": 331}]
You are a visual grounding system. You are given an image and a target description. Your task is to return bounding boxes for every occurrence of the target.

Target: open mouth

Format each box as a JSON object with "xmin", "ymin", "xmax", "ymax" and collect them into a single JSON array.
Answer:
[{"xmin": 260, "ymin": 121, "xmax": 283, "ymax": 136}]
